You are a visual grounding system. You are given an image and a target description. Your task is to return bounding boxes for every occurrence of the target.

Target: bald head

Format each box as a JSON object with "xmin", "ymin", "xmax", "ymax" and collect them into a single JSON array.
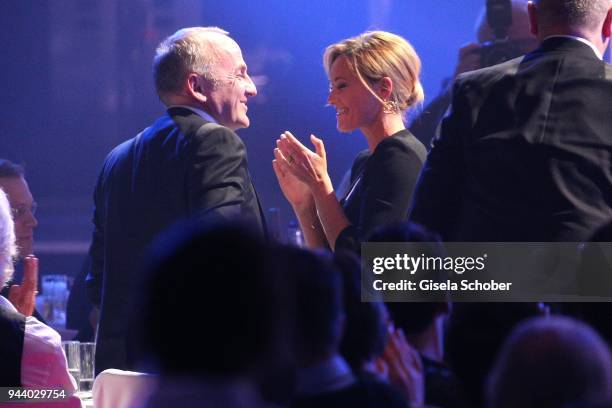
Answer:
[
  {"xmin": 487, "ymin": 316, "xmax": 612, "ymax": 408},
  {"xmin": 529, "ymin": 0, "xmax": 612, "ymax": 37}
]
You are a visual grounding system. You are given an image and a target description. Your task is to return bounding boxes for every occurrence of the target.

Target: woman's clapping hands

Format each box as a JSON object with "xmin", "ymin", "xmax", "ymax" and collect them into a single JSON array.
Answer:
[{"xmin": 274, "ymin": 131, "xmax": 332, "ymax": 193}]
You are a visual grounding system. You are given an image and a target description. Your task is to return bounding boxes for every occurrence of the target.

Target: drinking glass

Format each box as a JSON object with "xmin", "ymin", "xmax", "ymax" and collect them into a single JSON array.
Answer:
[
  {"xmin": 79, "ymin": 342, "xmax": 96, "ymax": 392},
  {"xmin": 62, "ymin": 341, "xmax": 81, "ymax": 391},
  {"xmin": 42, "ymin": 275, "xmax": 70, "ymax": 327}
]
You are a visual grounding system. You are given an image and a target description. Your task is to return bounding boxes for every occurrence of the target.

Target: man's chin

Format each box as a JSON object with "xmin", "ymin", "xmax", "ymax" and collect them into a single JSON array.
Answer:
[{"xmin": 230, "ymin": 117, "xmax": 250, "ymax": 131}]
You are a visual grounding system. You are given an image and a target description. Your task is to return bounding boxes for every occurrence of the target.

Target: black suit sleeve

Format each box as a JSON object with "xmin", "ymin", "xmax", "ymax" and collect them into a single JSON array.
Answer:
[
  {"xmin": 409, "ymin": 78, "xmax": 470, "ymax": 240},
  {"xmin": 186, "ymin": 125, "xmax": 252, "ymax": 222},
  {"xmin": 336, "ymin": 138, "xmax": 424, "ymax": 251},
  {"xmin": 86, "ymin": 171, "xmax": 105, "ymax": 307}
]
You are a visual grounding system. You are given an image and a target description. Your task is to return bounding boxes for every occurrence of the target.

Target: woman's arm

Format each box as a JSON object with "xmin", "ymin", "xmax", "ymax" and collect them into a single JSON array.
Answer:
[
  {"xmin": 294, "ymin": 202, "xmax": 328, "ymax": 249},
  {"xmin": 276, "ymin": 131, "xmax": 350, "ymax": 250},
  {"xmin": 310, "ymin": 176, "xmax": 350, "ymax": 250},
  {"xmin": 272, "ymin": 146, "xmax": 328, "ymax": 248}
]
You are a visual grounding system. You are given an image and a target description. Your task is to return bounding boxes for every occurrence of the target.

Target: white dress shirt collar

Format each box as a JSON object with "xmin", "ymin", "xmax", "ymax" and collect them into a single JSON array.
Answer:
[{"xmin": 544, "ymin": 35, "xmax": 603, "ymax": 60}]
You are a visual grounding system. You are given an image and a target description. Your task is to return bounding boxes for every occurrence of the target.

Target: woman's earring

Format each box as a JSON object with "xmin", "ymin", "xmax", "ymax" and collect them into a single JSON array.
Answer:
[{"xmin": 383, "ymin": 100, "xmax": 399, "ymax": 114}]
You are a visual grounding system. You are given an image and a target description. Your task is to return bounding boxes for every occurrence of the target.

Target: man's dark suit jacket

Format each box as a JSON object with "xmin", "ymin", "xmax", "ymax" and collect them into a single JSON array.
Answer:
[
  {"xmin": 410, "ymin": 37, "xmax": 612, "ymax": 242},
  {"xmin": 87, "ymin": 107, "xmax": 266, "ymax": 374}
]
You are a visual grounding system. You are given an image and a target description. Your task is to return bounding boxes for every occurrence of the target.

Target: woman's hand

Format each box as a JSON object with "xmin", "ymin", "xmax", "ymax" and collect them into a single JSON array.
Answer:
[
  {"xmin": 9, "ymin": 256, "xmax": 38, "ymax": 317},
  {"xmin": 275, "ymin": 130, "xmax": 349, "ymax": 249},
  {"xmin": 276, "ymin": 131, "xmax": 333, "ymax": 196},
  {"xmin": 273, "ymin": 145, "xmax": 313, "ymax": 213}
]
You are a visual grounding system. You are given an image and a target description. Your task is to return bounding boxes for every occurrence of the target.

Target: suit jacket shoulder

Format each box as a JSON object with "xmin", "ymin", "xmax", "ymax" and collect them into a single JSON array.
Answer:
[
  {"xmin": 455, "ymin": 55, "xmax": 522, "ymax": 90},
  {"xmin": 190, "ymin": 121, "xmax": 247, "ymax": 158},
  {"xmin": 409, "ymin": 37, "xmax": 612, "ymax": 241},
  {"xmin": 165, "ymin": 109, "xmax": 264, "ymax": 231}
]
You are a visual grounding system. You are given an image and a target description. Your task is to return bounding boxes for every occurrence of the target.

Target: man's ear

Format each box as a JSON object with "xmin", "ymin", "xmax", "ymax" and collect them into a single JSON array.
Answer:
[
  {"xmin": 602, "ymin": 7, "xmax": 612, "ymax": 39},
  {"xmin": 527, "ymin": 1, "xmax": 539, "ymax": 37},
  {"xmin": 379, "ymin": 77, "xmax": 393, "ymax": 100},
  {"xmin": 186, "ymin": 73, "xmax": 207, "ymax": 104}
]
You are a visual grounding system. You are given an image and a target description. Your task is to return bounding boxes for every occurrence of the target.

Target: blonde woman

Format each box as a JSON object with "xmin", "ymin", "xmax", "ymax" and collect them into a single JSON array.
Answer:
[{"xmin": 273, "ymin": 31, "xmax": 427, "ymax": 251}]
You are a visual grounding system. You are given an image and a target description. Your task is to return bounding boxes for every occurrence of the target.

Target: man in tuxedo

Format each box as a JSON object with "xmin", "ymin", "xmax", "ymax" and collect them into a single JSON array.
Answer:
[
  {"xmin": 88, "ymin": 27, "xmax": 266, "ymax": 374},
  {"xmin": 410, "ymin": 0, "xmax": 612, "ymax": 242}
]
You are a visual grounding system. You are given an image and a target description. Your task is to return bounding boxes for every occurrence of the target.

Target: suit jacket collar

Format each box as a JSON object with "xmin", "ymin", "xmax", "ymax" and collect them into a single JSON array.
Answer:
[
  {"xmin": 167, "ymin": 105, "xmax": 218, "ymax": 123},
  {"xmin": 166, "ymin": 106, "xmax": 200, "ymax": 120},
  {"xmin": 166, "ymin": 106, "xmax": 216, "ymax": 122},
  {"xmin": 535, "ymin": 36, "xmax": 603, "ymax": 61}
]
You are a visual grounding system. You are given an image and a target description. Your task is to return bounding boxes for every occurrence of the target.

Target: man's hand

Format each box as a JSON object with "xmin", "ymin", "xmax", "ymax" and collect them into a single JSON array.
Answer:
[
  {"xmin": 8, "ymin": 255, "xmax": 38, "ymax": 316},
  {"xmin": 375, "ymin": 325, "xmax": 424, "ymax": 406}
]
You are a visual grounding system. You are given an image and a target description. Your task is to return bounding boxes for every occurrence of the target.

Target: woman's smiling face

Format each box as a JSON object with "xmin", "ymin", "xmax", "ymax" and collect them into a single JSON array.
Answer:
[{"xmin": 327, "ymin": 55, "xmax": 382, "ymax": 133}]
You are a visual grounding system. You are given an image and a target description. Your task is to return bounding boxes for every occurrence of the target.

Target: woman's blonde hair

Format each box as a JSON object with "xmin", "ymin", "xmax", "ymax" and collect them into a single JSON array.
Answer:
[{"xmin": 323, "ymin": 31, "xmax": 424, "ymax": 115}]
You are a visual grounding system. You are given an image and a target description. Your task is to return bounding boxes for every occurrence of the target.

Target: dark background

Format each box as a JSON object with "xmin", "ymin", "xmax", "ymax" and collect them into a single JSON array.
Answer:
[{"xmin": 0, "ymin": 0, "xmax": 500, "ymax": 276}]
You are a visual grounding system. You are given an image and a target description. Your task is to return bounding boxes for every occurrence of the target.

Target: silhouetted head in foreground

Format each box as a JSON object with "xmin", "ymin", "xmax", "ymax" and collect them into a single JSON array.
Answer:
[
  {"xmin": 487, "ymin": 316, "xmax": 612, "ymax": 408},
  {"xmin": 140, "ymin": 220, "xmax": 289, "ymax": 380}
]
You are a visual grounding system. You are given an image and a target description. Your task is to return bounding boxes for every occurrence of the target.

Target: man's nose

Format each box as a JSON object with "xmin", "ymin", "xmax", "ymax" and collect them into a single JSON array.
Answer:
[{"xmin": 246, "ymin": 76, "xmax": 257, "ymax": 97}]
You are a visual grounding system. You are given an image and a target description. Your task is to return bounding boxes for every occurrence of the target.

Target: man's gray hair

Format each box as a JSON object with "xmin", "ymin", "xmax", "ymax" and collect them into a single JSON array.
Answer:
[
  {"xmin": 535, "ymin": 0, "xmax": 611, "ymax": 31},
  {"xmin": 0, "ymin": 189, "xmax": 16, "ymax": 289},
  {"xmin": 153, "ymin": 26, "xmax": 230, "ymax": 104}
]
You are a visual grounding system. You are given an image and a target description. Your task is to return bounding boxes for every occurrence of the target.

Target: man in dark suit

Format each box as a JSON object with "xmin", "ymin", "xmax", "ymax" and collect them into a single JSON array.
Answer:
[
  {"xmin": 87, "ymin": 27, "xmax": 266, "ymax": 374},
  {"xmin": 410, "ymin": 0, "xmax": 612, "ymax": 242}
]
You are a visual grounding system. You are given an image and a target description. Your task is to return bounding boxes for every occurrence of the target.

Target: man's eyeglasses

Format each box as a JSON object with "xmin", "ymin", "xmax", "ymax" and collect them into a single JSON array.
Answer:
[{"xmin": 11, "ymin": 203, "xmax": 37, "ymax": 219}]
